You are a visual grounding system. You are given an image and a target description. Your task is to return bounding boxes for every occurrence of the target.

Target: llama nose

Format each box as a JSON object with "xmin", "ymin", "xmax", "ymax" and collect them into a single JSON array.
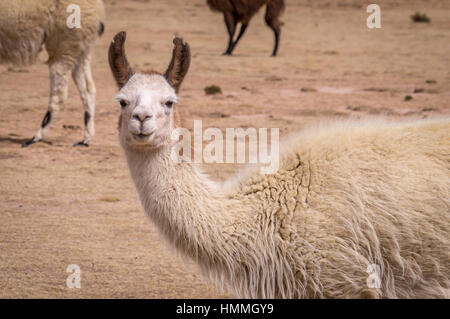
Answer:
[{"xmin": 132, "ymin": 110, "xmax": 152, "ymax": 122}]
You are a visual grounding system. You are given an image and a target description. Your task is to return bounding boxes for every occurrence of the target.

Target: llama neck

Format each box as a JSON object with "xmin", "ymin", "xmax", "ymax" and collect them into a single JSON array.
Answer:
[{"xmin": 123, "ymin": 145, "xmax": 240, "ymax": 262}]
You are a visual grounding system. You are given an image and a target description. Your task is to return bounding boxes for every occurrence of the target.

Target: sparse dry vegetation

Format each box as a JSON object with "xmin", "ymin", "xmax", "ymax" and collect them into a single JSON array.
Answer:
[
  {"xmin": 411, "ymin": 12, "xmax": 431, "ymax": 23},
  {"xmin": 204, "ymin": 85, "xmax": 222, "ymax": 95}
]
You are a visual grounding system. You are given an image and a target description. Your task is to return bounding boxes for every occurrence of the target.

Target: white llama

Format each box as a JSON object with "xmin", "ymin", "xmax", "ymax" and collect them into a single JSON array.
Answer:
[
  {"xmin": 0, "ymin": 0, "xmax": 105, "ymax": 147},
  {"xmin": 108, "ymin": 32, "xmax": 450, "ymax": 298}
]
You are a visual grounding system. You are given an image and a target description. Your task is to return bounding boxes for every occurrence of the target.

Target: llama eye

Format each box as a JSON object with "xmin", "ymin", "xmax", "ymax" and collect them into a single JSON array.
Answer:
[
  {"xmin": 119, "ymin": 100, "xmax": 127, "ymax": 108},
  {"xmin": 165, "ymin": 101, "xmax": 174, "ymax": 108}
]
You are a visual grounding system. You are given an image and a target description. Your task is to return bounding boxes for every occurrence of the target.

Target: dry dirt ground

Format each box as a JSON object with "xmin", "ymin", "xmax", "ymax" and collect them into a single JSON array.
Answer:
[{"xmin": 0, "ymin": 0, "xmax": 449, "ymax": 298}]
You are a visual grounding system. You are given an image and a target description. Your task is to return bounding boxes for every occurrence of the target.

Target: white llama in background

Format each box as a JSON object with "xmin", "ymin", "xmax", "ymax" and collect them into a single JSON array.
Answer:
[{"xmin": 0, "ymin": 0, "xmax": 105, "ymax": 147}]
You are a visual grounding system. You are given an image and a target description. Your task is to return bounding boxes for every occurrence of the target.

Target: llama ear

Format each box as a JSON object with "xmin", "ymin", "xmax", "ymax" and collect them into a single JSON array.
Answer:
[
  {"xmin": 164, "ymin": 37, "xmax": 191, "ymax": 93},
  {"xmin": 108, "ymin": 31, "xmax": 134, "ymax": 89}
]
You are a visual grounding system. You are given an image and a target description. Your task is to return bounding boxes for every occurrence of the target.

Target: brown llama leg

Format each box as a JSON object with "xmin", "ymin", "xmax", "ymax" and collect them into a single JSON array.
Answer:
[
  {"xmin": 228, "ymin": 22, "xmax": 248, "ymax": 54},
  {"xmin": 223, "ymin": 11, "xmax": 237, "ymax": 55},
  {"xmin": 265, "ymin": 2, "xmax": 282, "ymax": 56}
]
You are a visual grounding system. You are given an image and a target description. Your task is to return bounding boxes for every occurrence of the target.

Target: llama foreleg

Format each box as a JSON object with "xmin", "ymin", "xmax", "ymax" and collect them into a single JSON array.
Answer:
[
  {"xmin": 72, "ymin": 53, "xmax": 96, "ymax": 147},
  {"xmin": 22, "ymin": 62, "xmax": 71, "ymax": 147},
  {"xmin": 228, "ymin": 23, "xmax": 248, "ymax": 54},
  {"xmin": 223, "ymin": 12, "xmax": 237, "ymax": 55}
]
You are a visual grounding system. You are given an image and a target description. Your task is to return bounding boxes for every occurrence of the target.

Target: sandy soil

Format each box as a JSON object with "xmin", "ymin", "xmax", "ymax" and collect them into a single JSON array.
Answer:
[{"xmin": 0, "ymin": 0, "xmax": 449, "ymax": 298}]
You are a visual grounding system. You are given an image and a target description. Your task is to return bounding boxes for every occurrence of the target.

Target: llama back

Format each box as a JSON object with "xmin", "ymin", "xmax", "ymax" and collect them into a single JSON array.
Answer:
[{"xmin": 237, "ymin": 118, "xmax": 450, "ymax": 298}]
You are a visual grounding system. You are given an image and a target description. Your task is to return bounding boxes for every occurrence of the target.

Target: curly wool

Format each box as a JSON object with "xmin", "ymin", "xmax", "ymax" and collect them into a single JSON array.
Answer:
[{"xmin": 123, "ymin": 117, "xmax": 449, "ymax": 299}]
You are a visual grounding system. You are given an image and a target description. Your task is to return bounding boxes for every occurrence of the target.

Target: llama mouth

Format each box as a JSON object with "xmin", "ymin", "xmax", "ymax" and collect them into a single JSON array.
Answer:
[{"xmin": 133, "ymin": 132, "xmax": 154, "ymax": 140}]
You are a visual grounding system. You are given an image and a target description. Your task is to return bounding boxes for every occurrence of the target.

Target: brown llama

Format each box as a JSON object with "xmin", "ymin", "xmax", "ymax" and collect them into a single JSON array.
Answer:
[{"xmin": 207, "ymin": 0, "xmax": 285, "ymax": 56}]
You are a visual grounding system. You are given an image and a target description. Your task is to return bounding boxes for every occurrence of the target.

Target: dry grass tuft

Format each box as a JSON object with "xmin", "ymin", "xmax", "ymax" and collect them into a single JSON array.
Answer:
[
  {"xmin": 411, "ymin": 12, "xmax": 431, "ymax": 23},
  {"xmin": 204, "ymin": 85, "xmax": 222, "ymax": 95}
]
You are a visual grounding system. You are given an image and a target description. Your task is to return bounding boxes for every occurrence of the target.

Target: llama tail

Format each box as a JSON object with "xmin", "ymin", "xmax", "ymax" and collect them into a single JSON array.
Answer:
[{"xmin": 98, "ymin": 22, "xmax": 105, "ymax": 37}]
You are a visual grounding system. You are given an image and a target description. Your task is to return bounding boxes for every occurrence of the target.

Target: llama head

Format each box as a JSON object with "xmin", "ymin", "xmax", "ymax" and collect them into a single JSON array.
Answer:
[{"xmin": 108, "ymin": 32, "xmax": 190, "ymax": 149}]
